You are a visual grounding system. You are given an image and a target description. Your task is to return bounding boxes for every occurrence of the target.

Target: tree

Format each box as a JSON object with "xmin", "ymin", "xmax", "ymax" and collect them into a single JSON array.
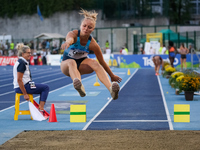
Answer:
[{"xmin": 168, "ymin": 0, "xmax": 191, "ymax": 24}]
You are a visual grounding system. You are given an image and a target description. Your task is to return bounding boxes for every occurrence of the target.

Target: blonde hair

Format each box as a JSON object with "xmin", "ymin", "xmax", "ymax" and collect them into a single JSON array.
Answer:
[
  {"xmin": 16, "ymin": 43, "xmax": 30, "ymax": 56},
  {"xmin": 79, "ymin": 8, "xmax": 98, "ymax": 25}
]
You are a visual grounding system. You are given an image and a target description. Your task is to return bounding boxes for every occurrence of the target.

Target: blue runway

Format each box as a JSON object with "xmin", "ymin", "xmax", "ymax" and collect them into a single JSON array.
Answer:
[
  {"xmin": 0, "ymin": 66, "xmax": 200, "ymax": 145},
  {"xmin": 87, "ymin": 69, "xmax": 169, "ymax": 130}
]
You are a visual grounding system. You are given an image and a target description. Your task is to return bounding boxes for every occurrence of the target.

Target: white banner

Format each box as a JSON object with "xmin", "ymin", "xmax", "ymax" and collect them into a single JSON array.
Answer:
[
  {"xmin": 46, "ymin": 54, "xmax": 62, "ymax": 66},
  {"xmin": 46, "ymin": 54, "xmax": 112, "ymax": 66}
]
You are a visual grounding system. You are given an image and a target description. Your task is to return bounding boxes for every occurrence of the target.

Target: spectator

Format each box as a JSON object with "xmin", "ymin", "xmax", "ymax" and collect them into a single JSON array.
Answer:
[
  {"xmin": 149, "ymin": 46, "xmax": 155, "ymax": 54},
  {"xmin": 5, "ymin": 40, "xmax": 10, "ymax": 56},
  {"xmin": 33, "ymin": 50, "xmax": 38, "ymax": 65},
  {"xmin": 158, "ymin": 45, "xmax": 163, "ymax": 54},
  {"xmin": 52, "ymin": 40, "xmax": 59, "ymax": 54},
  {"xmin": 0, "ymin": 40, "xmax": 3, "ymax": 51},
  {"xmin": 105, "ymin": 40, "xmax": 109, "ymax": 49},
  {"xmin": 61, "ymin": 39, "xmax": 65, "ymax": 45},
  {"xmin": 140, "ymin": 47, "xmax": 145, "ymax": 54},
  {"xmin": 38, "ymin": 42, "xmax": 42, "ymax": 50},
  {"xmin": 179, "ymin": 43, "xmax": 189, "ymax": 70},
  {"xmin": 13, "ymin": 42, "xmax": 19, "ymax": 56},
  {"xmin": 168, "ymin": 41, "xmax": 177, "ymax": 68},
  {"xmin": 162, "ymin": 44, "xmax": 167, "ymax": 54},
  {"xmin": 42, "ymin": 40, "xmax": 46, "ymax": 50},
  {"xmin": 61, "ymin": 9, "xmax": 122, "ymax": 100},
  {"xmin": 10, "ymin": 41, "xmax": 15, "ymax": 56},
  {"xmin": 105, "ymin": 46, "xmax": 111, "ymax": 54},
  {"xmin": 41, "ymin": 49, "xmax": 47, "ymax": 65},
  {"xmin": 0, "ymin": 42, "xmax": 6, "ymax": 56},
  {"xmin": 30, "ymin": 40, "xmax": 34, "ymax": 53},
  {"xmin": 52, "ymin": 40, "xmax": 56, "ymax": 50},
  {"xmin": 0, "ymin": 49, "xmax": 3, "ymax": 56},
  {"xmin": 188, "ymin": 44, "xmax": 195, "ymax": 54},
  {"xmin": 121, "ymin": 46, "xmax": 128, "ymax": 55},
  {"xmin": 45, "ymin": 40, "xmax": 50, "ymax": 51},
  {"xmin": 8, "ymin": 49, "xmax": 14, "ymax": 56},
  {"xmin": 120, "ymin": 47, "xmax": 123, "ymax": 54},
  {"xmin": 13, "ymin": 43, "xmax": 49, "ymax": 117}
]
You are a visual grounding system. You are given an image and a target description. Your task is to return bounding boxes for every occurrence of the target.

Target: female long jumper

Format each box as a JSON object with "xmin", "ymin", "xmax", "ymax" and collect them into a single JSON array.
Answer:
[{"xmin": 61, "ymin": 9, "xmax": 122, "ymax": 100}]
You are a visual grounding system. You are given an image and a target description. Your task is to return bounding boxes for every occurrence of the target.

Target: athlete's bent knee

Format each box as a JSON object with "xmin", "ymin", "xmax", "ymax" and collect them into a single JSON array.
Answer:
[{"xmin": 90, "ymin": 59, "xmax": 100, "ymax": 68}]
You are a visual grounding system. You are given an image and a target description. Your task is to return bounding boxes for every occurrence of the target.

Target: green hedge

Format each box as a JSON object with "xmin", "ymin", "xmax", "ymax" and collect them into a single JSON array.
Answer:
[{"xmin": 0, "ymin": 0, "xmax": 98, "ymax": 18}]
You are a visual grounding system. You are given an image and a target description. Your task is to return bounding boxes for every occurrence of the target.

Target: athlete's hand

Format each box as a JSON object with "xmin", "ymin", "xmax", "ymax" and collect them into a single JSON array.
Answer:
[
  {"xmin": 24, "ymin": 94, "xmax": 30, "ymax": 101},
  {"xmin": 61, "ymin": 42, "xmax": 70, "ymax": 50},
  {"xmin": 61, "ymin": 37, "xmax": 74, "ymax": 50},
  {"xmin": 111, "ymin": 75, "xmax": 122, "ymax": 83}
]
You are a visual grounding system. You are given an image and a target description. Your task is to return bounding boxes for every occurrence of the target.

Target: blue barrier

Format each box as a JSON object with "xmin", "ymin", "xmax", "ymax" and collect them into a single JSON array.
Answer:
[
  {"xmin": 47, "ymin": 54, "xmax": 199, "ymax": 68},
  {"xmin": 88, "ymin": 54, "xmax": 200, "ymax": 68}
]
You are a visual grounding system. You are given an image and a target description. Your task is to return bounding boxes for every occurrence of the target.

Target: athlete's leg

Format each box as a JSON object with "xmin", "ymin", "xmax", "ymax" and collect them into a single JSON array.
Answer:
[
  {"xmin": 152, "ymin": 58, "xmax": 157, "ymax": 73},
  {"xmin": 80, "ymin": 58, "xmax": 120, "ymax": 100},
  {"xmin": 180, "ymin": 58, "xmax": 183, "ymax": 70},
  {"xmin": 156, "ymin": 62, "xmax": 161, "ymax": 74},
  {"xmin": 79, "ymin": 58, "xmax": 120, "ymax": 100},
  {"xmin": 170, "ymin": 57, "xmax": 174, "ymax": 67},
  {"xmin": 155, "ymin": 57, "xmax": 159, "ymax": 73},
  {"xmin": 79, "ymin": 58, "xmax": 111, "ymax": 90},
  {"xmin": 60, "ymin": 59, "xmax": 81, "ymax": 80},
  {"xmin": 60, "ymin": 59, "xmax": 85, "ymax": 97},
  {"xmin": 183, "ymin": 58, "xmax": 187, "ymax": 69}
]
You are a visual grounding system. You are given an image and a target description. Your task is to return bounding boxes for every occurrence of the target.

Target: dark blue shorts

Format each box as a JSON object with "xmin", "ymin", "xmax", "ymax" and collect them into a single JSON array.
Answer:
[
  {"xmin": 169, "ymin": 52, "xmax": 175, "ymax": 58},
  {"xmin": 62, "ymin": 55, "xmax": 87, "ymax": 69},
  {"xmin": 181, "ymin": 54, "xmax": 186, "ymax": 59},
  {"xmin": 15, "ymin": 83, "xmax": 49, "ymax": 102}
]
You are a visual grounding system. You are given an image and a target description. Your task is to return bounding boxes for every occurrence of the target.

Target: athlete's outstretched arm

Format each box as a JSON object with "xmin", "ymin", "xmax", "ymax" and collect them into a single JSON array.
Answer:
[{"xmin": 61, "ymin": 30, "xmax": 78, "ymax": 50}]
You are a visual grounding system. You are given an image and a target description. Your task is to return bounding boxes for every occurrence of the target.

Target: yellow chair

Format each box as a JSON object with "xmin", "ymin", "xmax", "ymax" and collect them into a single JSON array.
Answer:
[{"xmin": 14, "ymin": 93, "xmax": 34, "ymax": 120}]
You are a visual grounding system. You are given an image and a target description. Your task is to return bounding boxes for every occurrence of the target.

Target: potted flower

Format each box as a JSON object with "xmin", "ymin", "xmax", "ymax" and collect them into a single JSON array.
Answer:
[
  {"xmin": 178, "ymin": 72, "xmax": 200, "ymax": 101},
  {"xmin": 161, "ymin": 61, "xmax": 170, "ymax": 74},
  {"xmin": 169, "ymin": 72, "xmax": 184, "ymax": 88},
  {"xmin": 163, "ymin": 65, "xmax": 176, "ymax": 78},
  {"xmin": 174, "ymin": 75, "xmax": 184, "ymax": 95}
]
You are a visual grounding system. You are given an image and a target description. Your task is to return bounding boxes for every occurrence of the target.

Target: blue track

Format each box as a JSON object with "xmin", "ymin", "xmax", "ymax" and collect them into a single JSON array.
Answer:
[{"xmin": 0, "ymin": 66, "xmax": 200, "ymax": 145}]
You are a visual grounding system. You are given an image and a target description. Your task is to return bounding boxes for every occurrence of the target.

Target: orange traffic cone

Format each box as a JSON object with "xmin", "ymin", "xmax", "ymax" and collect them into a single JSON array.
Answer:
[{"xmin": 48, "ymin": 104, "xmax": 58, "ymax": 122}]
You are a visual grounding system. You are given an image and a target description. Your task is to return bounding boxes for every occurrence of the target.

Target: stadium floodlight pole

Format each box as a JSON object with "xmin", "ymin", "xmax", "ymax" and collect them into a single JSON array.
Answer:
[
  {"xmin": 111, "ymin": 28, "xmax": 113, "ymax": 53},
  {"xmin": 191, "ymin": 47, "xmax": 193, "ymax": 69},
  {"xmin": 126, "ymin": 28, "xmax": 128, "ymax": 50},
  {"xmin": 133, "ymin": 31, "xmax": 137, "ymax": 54}
]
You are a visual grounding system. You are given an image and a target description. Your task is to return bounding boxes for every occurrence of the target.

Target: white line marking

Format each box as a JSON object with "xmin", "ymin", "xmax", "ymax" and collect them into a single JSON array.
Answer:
[
  {"xmin": 0, "ymin": 69, "xmax": 61, "ymax": 82},
  {"xmin": 157, "ymin": 75, "xmax": 173, "ymax": 130},
  {"xmin": 0, "ymin": 101, "xmax": 16, "ymax": 103},
  {"xmin": 0, "ymin": 101, "xmax": 27, "ymax": 113},
  {"xmin": 0, "ymin": 72, "xmax": 63, "ymax": 87},
  {"xmin": 0, "ymin": 83, "xmax": 12, "ymax": 88},
  {"xmin": 113, "ymin": 72, "xmax": 126, "ymax": 74},
  {"xmin": 0, "ymin": 91, "xmax": 14, "ymax": 96},
  {"xmin": 42, "ymin": 76, "xmax": 66, "ymax": 84},
  {"xmin": 93, "ymin": 120, "xmax": 169, "ymax": 122},
  {"xmin": 82, "ymin": 69, "xmax": 138, "ymax": 130}
]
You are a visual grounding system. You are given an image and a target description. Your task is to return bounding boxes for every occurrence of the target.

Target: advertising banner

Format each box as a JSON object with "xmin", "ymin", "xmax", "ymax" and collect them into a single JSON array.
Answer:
[
  {"xmin": 0, "ymin": 56, "xmax": 18, "ymax": 66},
  {"xmin": 113, "ymin": 54, "xmax": 200, "ymax": 68},
  {"xmin": 3, "ymin": 54, "xmax": 198, "ymax": 69}
]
